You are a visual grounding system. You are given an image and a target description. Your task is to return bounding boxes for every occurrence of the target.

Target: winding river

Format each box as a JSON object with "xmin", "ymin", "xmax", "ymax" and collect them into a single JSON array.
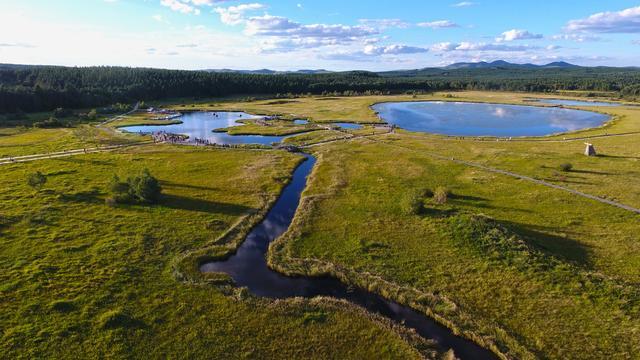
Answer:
[{"xmin": 200, "ymin": 153, "xmax": 496, "ymax": 359}]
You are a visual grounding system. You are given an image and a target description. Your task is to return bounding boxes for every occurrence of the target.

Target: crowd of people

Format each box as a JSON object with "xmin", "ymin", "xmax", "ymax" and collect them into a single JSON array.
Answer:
[{"xmin": 151, "ymin": 131, "xmax": 187, "ymax": 144}]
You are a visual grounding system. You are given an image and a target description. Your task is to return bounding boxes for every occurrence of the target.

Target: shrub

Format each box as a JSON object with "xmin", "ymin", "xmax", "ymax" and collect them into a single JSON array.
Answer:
[
  {"xmin": 401, "ymin": 189, "xmax": 424, "ymax": 215},
  {"xmin": 98, "ymin": 309, "xmax": 143, "ymax": 330},
  {"xmin": 302, "ymin": 310, "xmax": 328, "ymax": 325},
  {"xmin": 433, "ymin": 186, "xmax": 449, "ymax": 205},
  {"xmin": 27, "ymin": 171, "xmax": 47, "ymax": 191},
  {"xmin": 559, "ymin": 163, "xmax": 573, "ymax": 172},
  {"xmin": 49, "ymin": 300, "xmax": 75, "ymax": 313},
  {"xmin": 33, "ymin": 117, "xmax": 66, "ymax": 128},
  {"xmin": 109, "ymin": 169, "xmax": 162, "ymax": 204}
]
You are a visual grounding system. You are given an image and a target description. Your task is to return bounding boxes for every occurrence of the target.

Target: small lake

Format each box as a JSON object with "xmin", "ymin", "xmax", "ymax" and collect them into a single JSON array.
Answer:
[
  {"xmin": 532, "ymin": 99, "xmax": 620, "ymax": 107},
  {"xmin": 332, "ymin": 122, "xmax": 363, "ymax": 130},
  {"xmin": 120, "ymin": 111, "xmax": 284, "ymax": 145},
  {"xmin": 372, "ymin": 101, "xmax": 609, "ymax": 137}
]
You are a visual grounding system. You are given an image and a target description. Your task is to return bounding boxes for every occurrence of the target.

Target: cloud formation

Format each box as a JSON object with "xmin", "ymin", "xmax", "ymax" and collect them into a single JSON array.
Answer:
[
  {"xmin": 322, "ymin": 44, "xmax": 428, "ymax": 61},
  {"xmin": 418, "ymin": 20, "xmax": 459, "ymax": 29},
  {"xmin": 358, "ymin": 18, "xmax": 410, "ymax": 30},
  {"xmin": 495, "ymin": 29, "xmax": 543, "ymax": 42},
  {"xmin": 431, "ymin": 41, "xmax": 536, "ymax": 52},
  {"xmin": 451, "ymin": 1, "xmax": 475, "ymax": 7},
  {"xmin": 214, "ymin": 3, "xmax": 264, "ymax": 25},
  {"xmin": 566, "ymin": 6, "xmax": 640, "ymax": 33}
]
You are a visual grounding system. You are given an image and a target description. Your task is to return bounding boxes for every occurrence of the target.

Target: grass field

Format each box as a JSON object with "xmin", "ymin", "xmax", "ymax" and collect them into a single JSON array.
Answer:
[
  {"xmin": 0, "ymin": 145, "xmax": 432, "ymax": 359},
  {"xmin": 0, "ymin": 126, "xmax": 138, "ymax": 158},
  {"xmin": 271, "ymin": 137, "xmax": 640, "ymax": 359},
  {"xmin": 2, "ymin": 90, "xmax": 639, "ymax": 359}
]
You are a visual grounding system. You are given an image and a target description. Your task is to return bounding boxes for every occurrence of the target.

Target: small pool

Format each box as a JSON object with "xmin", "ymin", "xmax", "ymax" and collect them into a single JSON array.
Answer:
[
  {"xmin": 293, "ymin": 119, "xmax": 309, "ymax": 125},
  {"xmin": 532, "ymin": 99, "xmax": 620, "ymax": 107},
  {"xmin": 332, "ymin": 123, "xmax": 363, "ymax": 130},
  {"xmin": 372, "ymin": 101, "xmax": 609, "ymax": 137},
  {"xmin": 120, "ymin": 112, "xmax": 285, "ymax": 145}
]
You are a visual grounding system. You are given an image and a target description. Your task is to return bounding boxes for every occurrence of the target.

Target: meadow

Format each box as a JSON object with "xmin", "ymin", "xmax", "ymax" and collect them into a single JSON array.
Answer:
[
  {"xmin": 2, "ymin": 90, "xmax": 639, "ymax": 359},
  {"xmin": 0, "ymin": 144, "xmax": 431, "ymax": 359}
]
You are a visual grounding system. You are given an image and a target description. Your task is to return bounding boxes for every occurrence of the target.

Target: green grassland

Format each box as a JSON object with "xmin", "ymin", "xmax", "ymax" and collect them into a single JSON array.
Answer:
[
  {"xmin": 271, "ymin": 137, "xmax": 640, "ymax": 359},
  {"xmin": 108, "ymin": 112, "xmax": 184, "ymax": 128},
  {"xmin": 0, "ymin": 145, "xmax": 431, "ymax": 359},
  {"xmin": 2, "ymin": 90, "xmax": 639, "ymax": 359},
  {"xmin": 219, "ymin": 119, "xmax": 319, "ymax": 136},
  {"xmin": 0, "ymin": 126, "xmax": 138, "ymax": 158}
]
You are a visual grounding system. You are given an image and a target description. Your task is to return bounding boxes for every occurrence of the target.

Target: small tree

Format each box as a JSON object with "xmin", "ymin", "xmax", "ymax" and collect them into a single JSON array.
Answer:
[
  {"xmin": 109, "ymin": 169, "xmax": 161, "ymax": 204},
  {"xmin": 27, "ymin": 171, "xmax": 47, "ymax": 191},
  {"xmin": 401, "ymin": 189, "xmax": 424, "ymax": 215},
  {"xmin": 433, "ymin": 186, "xmax": 449, "ymax": 205},
  {"xmin": 131, "ymin": 169, "xmax": 162, "ymax": 203},
  {"xmin": 559, "ymin": 163, "xmax": 573, "ymax": 172}
]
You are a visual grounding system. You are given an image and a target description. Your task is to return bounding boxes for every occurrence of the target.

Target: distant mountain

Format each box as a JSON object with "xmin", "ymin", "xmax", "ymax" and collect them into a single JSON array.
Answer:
[
  {"xmin": 443, "ymin": 60, "xmax": 580, "ymax": 70},
  {"xmin": 204, "ymin": 68, "xmax": 332, "ymax": 75}
]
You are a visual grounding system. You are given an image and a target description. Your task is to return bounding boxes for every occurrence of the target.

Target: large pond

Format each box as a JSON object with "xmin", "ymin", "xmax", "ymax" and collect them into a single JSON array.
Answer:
[
  {"xmin": 532, "ymin": 99, "xmax": 620, "ymax": 107},
  {"xmin": 372, "ymin": 101, "xmax": 609, "ymax": 137},
  {"xmin": 120, "ymin": 111, "xmax": 285, "ymax": 145}
]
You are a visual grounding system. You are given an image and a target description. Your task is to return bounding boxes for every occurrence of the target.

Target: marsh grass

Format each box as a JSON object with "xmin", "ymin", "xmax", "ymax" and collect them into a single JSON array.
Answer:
[
  {"xmin": 0, "ymin": 145, "xmax": 427, "ymax": 359},
  {"xmin": 270, "ymin": 137, "xmax": 640, "ymax": 359}
]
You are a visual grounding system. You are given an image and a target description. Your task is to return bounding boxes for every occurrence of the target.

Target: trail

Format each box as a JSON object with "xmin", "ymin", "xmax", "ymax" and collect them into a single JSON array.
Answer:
[
  {"xmin": 371, "ymin": 136, "xmax": 640, "ymax": 215},
  {"xmin": 0, "ymin": 142, "xmax": 152, "ymax": 165}
]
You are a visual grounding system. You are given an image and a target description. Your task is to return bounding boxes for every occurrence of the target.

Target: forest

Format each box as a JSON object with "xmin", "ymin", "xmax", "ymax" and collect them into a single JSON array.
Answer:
[{"xmin": 1, "ymin": 64, "xmax": 639, "ymax": 114}]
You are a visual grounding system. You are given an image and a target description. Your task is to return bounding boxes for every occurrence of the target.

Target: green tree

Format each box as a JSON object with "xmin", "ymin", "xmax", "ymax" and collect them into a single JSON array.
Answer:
[{"xmin": 109, "ymin": 170, "xmax": 162, "ymax": 204}]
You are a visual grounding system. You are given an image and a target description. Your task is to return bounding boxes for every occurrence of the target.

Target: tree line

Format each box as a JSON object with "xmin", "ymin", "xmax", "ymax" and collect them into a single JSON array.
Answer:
[{"xmin": 1, "ymin": 65, "xmax": 639, "ymax": 114}]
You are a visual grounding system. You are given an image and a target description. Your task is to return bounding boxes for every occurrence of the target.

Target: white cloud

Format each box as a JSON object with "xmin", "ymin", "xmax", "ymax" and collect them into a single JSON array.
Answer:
[
  {"xmin": 451, "ymin": 1, "xmax": 475, "ymax": 7},
  {"xmin": 364, "ymin": 44, "xmax": 428, "ymax": 55},
  {"xmin": 214, "ymin": 3, "xmax": 264, "ymax": 25},
  {"xmin": 160, "ymin": 0, "xmax": 200, "ymax": 15},
  {"xmin": 245, "ymin": 15, "xmax": 377, "ymax": 41},
  {"xmin": 566, "ymin": 6, "xmax": 640, "ymax": 33},
  {"xmin": 321, "ymin": 44, "xmax": 428, "ymax": 61},
  {"xmin": 551, "ymin": 33, "xmax": 601, "ymax": 42},
  {"xmin": 431, "ymin": 41, "xmax": 536, "ymax": 52},
  {"xmin": 418, "ymin": 20, "xmax": 459, "ymax": 29},
  {"xmin": 358, "ymin": 18, "xmax": 409, "ymax": 30},
  {"xmin": 495, "ymin": 29, "xmax": 543, "ymax": 42}
]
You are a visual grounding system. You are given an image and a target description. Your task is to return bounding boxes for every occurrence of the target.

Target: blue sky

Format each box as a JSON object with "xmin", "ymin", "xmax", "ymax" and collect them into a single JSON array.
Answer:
[{"xmin": 1, "ymin": 0, "xmax": 639, "ymax": 70}]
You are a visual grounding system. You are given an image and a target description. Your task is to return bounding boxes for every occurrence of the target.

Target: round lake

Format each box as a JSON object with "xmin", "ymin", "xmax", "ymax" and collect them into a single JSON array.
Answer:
[{"xmin": 372, "ymin": 101, "xmax": 610, "ymax": 137}]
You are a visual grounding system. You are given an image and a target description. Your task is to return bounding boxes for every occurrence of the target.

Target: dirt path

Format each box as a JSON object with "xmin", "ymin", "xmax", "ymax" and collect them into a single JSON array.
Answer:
[
  {"xmin": 374, "ymin": 137, "xmax": 640, "ymax": 215},
  {"xmin": 0, "ymin": 141, "xmax": 152, "ymax": 165}
]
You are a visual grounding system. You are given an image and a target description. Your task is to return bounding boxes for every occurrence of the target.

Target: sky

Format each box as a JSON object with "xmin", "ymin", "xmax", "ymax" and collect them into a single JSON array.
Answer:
[{"xmin": 1, "ymin": 0, "xmax": 639, "ymax": 70}]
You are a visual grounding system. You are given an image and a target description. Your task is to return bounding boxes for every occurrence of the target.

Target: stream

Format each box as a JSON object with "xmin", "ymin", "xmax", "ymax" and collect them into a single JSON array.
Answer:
[{"xmin": 200, "ymin": 153, "xmax": 497, "ymax": 359}]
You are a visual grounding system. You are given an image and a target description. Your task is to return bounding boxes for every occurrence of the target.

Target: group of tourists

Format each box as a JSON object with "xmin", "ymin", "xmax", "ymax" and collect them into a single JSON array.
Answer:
[{"xmin": 151, "ymin": 131, "xmax": 186, "ymax": 144}]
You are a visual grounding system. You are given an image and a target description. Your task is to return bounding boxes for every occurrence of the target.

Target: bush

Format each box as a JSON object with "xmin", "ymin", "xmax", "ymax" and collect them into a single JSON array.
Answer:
[
  {"xmin": 49, "ymin": 300, "xmax": 76, "ymax": 313},
  {"xmin": 98, "ymin": 309, "xmax": 144, "ymax": 330},
  {"xmin": 27, "ymin": 171, "xmax": 47, "ymax": 191},
  {"xmin": 433, "ymin": 186, "xmax": 449, "ymax": 205},
  {"xmin": 559, "ymin": 163, "xmax": 573, "ymax": 172},
  {"xmin": 109, "ymin": 169, "xmax": 162, "ymax": 204},
  {"xmin": 33, "ymin": 117, "xmax": 66, "ymax": 128},
  {"xmin": 401, "ymin": 190, "xmax": 424, "ymax": 215}
]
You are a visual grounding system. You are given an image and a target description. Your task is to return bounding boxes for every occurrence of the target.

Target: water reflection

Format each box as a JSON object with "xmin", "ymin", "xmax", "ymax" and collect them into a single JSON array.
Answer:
[
  {"xmin": 373, "ymin": 101, "xmax": 609, "ymax": 137},
  {"xmin": 120, "ymin": 111, "xmax": 285, "ymax": 145}
]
